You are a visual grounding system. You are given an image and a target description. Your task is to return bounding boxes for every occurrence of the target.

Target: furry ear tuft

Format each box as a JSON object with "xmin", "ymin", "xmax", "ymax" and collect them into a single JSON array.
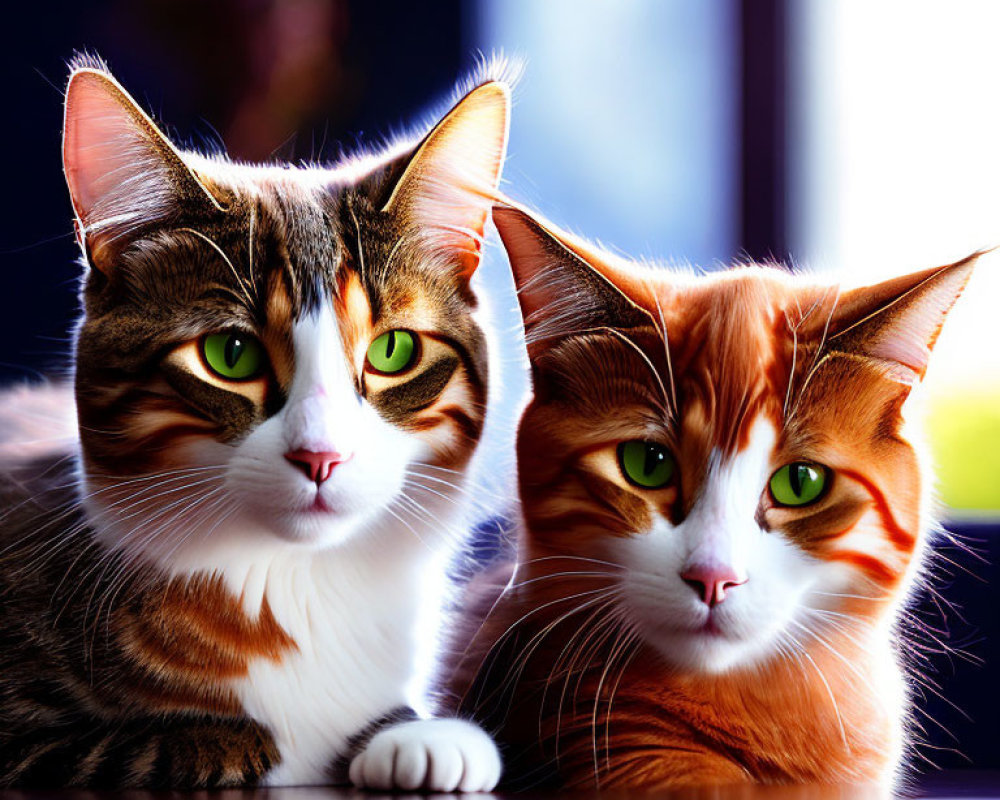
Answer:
[
  {"xmin": 62, "ymin": 61, "xmax": 223, "ymax": 271},
  {"xmin": 383, "ymin": 80, "xmax": 511, "ymax": 281},
  {"xmin": 828, "ymin": 252, "xmax": 980, "ymax": 385},
  {"xmin": 494, "ymin": 205, "xmax": 652, "ymax": 355}
]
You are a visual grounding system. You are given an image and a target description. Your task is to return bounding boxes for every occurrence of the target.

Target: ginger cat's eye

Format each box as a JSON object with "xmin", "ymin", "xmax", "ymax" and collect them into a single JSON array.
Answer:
[
  {"xmin": 769, "ymin": 462, "xmax": 829, "ymax": 507},
  {"xmin": 201, "ymin": 332, "xmax": 266, "ymax": 381},
  {"xmin": 367, "ymin": 330, "xmax": 418, "ymax": 375},
  {"xmin": 617, "ymin": 441, "xmax": 675, "ymax": 489}
]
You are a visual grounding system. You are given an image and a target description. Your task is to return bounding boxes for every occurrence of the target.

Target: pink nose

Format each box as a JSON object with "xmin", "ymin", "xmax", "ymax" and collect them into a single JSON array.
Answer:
[
  {"xmin": 681, "ymin": 563, "xmax": 747, "ymax": 607},
  {"xmin": 284, "ymin": 449, "xmax": 348, "ymax": 485}
]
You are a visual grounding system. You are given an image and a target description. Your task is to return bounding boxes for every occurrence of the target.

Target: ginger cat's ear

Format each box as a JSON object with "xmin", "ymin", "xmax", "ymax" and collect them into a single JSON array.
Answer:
[
  {"xmin": 493, "ymin": 205, "xmax": 652, "ymax": 355},
  {"xmin": 383, "ymin": 80, "xmax": 510, "ymax": 281},
  {"xmin": 62, "ymin": 60, "xmax": 224, "ymax": 271},
  {"xmin": 826, "ymin": 252, "xmax": 980, "ymax": 385}
]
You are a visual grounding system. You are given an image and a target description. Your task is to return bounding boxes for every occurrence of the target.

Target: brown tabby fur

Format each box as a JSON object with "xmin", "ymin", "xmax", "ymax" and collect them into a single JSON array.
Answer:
[
  {"xmin": 0, "ymin": 455, "xmax": 281, "ymax": 785},
  {"xmin": 0, "ymin": 55, "xmax": 505, "ymax": 788}
]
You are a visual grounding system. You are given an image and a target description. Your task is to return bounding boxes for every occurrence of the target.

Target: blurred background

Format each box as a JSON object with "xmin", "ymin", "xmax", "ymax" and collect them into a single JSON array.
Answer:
[{"xmin": 1, "ymin": 0, "xmax": 998, "ymax": 781}]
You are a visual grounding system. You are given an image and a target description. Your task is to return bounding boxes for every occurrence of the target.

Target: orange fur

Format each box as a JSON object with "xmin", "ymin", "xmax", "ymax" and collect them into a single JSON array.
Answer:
[
  {"xmin": 447, "ymin": 206, "xmax": 977, "ymax": 791},
  {"xmin": 114, "ymin": 574, "xmax": 296, "ymax": 715}
]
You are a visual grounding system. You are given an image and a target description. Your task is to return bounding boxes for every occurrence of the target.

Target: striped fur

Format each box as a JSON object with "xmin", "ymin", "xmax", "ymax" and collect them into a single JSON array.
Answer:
[
  {"xmin": 446, "ymin": 204, "xmax": 977, "ymax": 792},
  {"xmin": 0, "ymin": 58, "xmax": 510, "ymax": 788}
]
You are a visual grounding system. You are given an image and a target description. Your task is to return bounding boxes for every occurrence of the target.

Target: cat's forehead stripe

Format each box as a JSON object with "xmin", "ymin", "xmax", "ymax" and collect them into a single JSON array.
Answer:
[
  {"xmin": 335, "ymin": 270, "xmax": 374, "ymax": 371},
  {"xmin": 662, "ymin": 276, "xmax": 789, "ymax": 458},
  {"xmin": 236, "ymin": 180, "xmax": 343, "ymax": 322}
]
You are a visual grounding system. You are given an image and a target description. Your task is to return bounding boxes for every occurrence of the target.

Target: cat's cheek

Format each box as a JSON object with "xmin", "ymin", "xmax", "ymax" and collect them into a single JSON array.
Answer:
[{"xmin": 613, "ymin": 518, "xmax": 704, "ymax": 663}]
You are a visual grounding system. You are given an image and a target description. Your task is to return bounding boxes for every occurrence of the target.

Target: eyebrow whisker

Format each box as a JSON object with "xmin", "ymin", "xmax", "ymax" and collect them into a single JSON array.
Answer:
[{"xmin": 176, "ymin": 227, "xmax": 256, "ymax": 312}]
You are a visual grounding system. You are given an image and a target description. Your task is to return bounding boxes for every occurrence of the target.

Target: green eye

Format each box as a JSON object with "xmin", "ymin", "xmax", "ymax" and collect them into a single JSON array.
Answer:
[
  {"xmin": 366, "ymin": 330, "xmax": 417, "ymax": 374},
  {"xmin": 770, "ymin": 462, "xmax": 829, "ymax": 507},
  {"xmin": 201, "ymin": 332, "xmax": 265, "ymax": 381},
  {"xmin": 617, "ymin": 441, "xmax": 676, "ymax": 489}
]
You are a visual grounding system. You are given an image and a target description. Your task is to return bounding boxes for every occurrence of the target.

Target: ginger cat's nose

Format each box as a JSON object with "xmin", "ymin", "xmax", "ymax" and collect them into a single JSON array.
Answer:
[
  {"xmin": 681, "ymin": 563, "xmax": 747, "ymax": 607},
  {"xmin": 284, "ymin": 449, "xmax": 349, "ymax": 485}
]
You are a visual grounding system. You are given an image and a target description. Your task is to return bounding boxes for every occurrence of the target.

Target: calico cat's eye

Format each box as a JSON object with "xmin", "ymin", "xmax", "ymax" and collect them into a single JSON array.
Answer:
[
  {"xmin": 366, "ymin": 330, "xmax": 418, "ymax": 375},
  {"xmin": 201, "ymin": 332, "xmax": 266, "ymax": 381},
  {"xmin": 617, "ymin": 441, "xmax": 676, "ymax": 489},
  {"xmin": 769, "ymin": 462, "xmax": 829, "ymax": 507}
]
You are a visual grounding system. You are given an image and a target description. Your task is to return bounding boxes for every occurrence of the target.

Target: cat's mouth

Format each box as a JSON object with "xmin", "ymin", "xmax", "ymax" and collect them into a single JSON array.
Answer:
[
  {"xmin": 300, "ymin": 495, "xmax": 336, "ymax": 514},
  {"xmin": 694, "ymin": 615, "xmax": 726, "ymax": 637},
  {"xmin": 656, "ymin": 608, "xmax": 739, "ymax": 642}
]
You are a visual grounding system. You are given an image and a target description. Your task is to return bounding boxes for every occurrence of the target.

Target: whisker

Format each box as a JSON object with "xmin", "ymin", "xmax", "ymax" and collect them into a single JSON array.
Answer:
[
  {"xmin": 649, "ymin": 286, "xmax": 677, "ymax": 417},
  {"xmin": 176, "ymin": 227, "xmax": 256, "ymax": 310}
]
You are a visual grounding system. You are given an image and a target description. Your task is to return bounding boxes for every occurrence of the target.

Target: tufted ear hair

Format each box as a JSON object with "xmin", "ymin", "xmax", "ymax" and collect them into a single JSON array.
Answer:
[
  {"xmin": 493, "ymin": 204, "xmax": 653, "ymax": 357},
  {"xmin": 382, "ymin": 79, "xmax": 510, "ymax": 283},
  {"xmin": 825, "ymin": 252, "xmax": 980, "ymax": 386},
  {"xmin": 62, "ymin": 58, "xmax": 224, "ymax": 272}
]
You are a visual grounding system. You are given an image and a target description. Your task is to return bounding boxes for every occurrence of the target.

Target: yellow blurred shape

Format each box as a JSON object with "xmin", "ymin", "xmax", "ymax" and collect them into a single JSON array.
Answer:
[{"xmin": 927, "ymin": 383, "xmax": 1000, "ymax": 513}]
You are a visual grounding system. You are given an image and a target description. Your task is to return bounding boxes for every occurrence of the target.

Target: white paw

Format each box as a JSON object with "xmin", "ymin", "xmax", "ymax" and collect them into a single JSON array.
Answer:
[{"xmin": 348, "ymin": 718, "xmax": 501, "ymax": 792}]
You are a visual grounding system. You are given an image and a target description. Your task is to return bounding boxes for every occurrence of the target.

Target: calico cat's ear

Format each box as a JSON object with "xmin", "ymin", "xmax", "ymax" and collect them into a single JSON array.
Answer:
[
  {"xmin": 493, "ymin": 205, "xmax": 653, "ymax": 355},
  {"xmin": 382, "ymin": 80, "xmax": 510, "ymax": 281},
  {"xmin": 62, "ymin": 60, "xmax": 224, "ymax": 271},
  {"xmin": 825, "ymin": 252, "xmax": 979, "ymax": 385}
]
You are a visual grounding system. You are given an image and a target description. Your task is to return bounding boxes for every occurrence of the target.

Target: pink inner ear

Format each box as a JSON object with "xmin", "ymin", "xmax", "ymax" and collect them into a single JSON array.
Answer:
[
  {"xmin": 866, "ymin": 317, "xmax": 935, "ymax": 376},
  {"xmin": 837, "ymin": 256, "xmax": 976, "ymax": 382},
  {"xmin": 64, "ymin": 75, "xmax": 125, "ymax": 219},
  {"xmin": 492, "ymin": 207, "xmax": 549, "ymax": 302},
  {"xmin": 408, "ymin": 170, "xmax": 497, "ymax": 275},
  {"xmin": 492, "ymin": 206, "xmax": 583, "ymax": 330},
  {"xmin": 384, "ymin": 82, "xmax": 509, "ymax": 280},
  {"xmin": 65, "ymin": 72, "xmax": 160, "ymax": 223},
  {"xmin": 62, "ymin": 70, "xmax": 197, "ymax": 257}
]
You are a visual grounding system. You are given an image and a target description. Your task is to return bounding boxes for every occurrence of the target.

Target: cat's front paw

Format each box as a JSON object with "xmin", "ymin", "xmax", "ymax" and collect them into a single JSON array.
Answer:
[{"xmin": 348, "ymin": 718, "xmax": 501, "ymax": 792}]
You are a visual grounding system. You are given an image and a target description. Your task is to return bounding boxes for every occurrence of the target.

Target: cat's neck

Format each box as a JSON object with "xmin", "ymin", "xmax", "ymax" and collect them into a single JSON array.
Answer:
[
  {"xmin": 604, "ymin": 628, "xmax": 903, "ymax": 787},
  {"xmin": 83, "ymin": 487, "xmax": 465, "ymax": 624}
]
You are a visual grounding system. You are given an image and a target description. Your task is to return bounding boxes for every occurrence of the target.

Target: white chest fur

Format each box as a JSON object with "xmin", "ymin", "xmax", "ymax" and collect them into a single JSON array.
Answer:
[{"xmin": 182, "ymin": 507, "xmax": 456, "ymax": 787}]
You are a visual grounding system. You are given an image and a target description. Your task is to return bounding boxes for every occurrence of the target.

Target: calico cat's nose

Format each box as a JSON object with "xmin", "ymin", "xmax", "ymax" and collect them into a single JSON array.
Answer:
[
  {"xmin": 681, "ymin": 563, "xmax": 747, "ymax": 607},
  {"xmin": 284, "ymin": 449, "xmax": 349, "ymax": 485}
]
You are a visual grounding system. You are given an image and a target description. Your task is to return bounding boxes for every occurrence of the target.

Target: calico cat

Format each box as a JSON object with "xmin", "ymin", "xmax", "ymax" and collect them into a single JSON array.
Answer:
[
  {"xmin": 0, "ymin": 56, "xmax": 509, "ymax": 790},
  {"xmin": 448, "ymin": 203, "xmax": 977, "ymax": 791}
]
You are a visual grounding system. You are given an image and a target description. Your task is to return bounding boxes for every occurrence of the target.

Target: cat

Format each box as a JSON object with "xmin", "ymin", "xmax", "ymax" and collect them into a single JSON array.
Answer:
[
  {"xmin": 446, "ymin": 201, "xmax": 978, "ymax": 792},
  {"xmin": 0, "ymin": 54, "xmax": 510, "ymax": 791}
]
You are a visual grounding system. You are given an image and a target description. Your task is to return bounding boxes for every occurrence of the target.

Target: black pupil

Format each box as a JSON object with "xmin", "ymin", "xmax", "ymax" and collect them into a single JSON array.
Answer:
[
  {"xmin": 384, "ymin": 331, "xmax": 397, "ymax": 359},
  {"xmin": 789, "ymin": 464, "xmax": 808, "ymax": 495},
  {"xmin": 643, "ymin": 445, "xmax": 664, "ymax": 476},
  {"xmin": 224, "ymin": 336, "xmax": 245, "ymax": 369}
]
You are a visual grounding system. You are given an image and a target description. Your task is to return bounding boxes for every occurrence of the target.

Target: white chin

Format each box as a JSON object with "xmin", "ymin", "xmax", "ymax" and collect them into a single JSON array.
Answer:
[
  {"xmin": 263, "ymin": 507, "xmax": 366, "ymax": 548},
  {"xmin": 646, "ymin": 627, "xmax": 756, "ymax": 675}
]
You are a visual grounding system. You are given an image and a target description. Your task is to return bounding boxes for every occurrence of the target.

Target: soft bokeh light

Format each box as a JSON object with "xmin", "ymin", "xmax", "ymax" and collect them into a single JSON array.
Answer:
[
  {"xmin": 468, "ymin": 0, "xmax": 739, "ymax": 502},
  {"xmin": 473, "ymin": 0, "xmax": 737, "ymax": 266},
  {"xmin": 793, "ymin": 0, "xmax": 1000, "ymax": 511}
]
